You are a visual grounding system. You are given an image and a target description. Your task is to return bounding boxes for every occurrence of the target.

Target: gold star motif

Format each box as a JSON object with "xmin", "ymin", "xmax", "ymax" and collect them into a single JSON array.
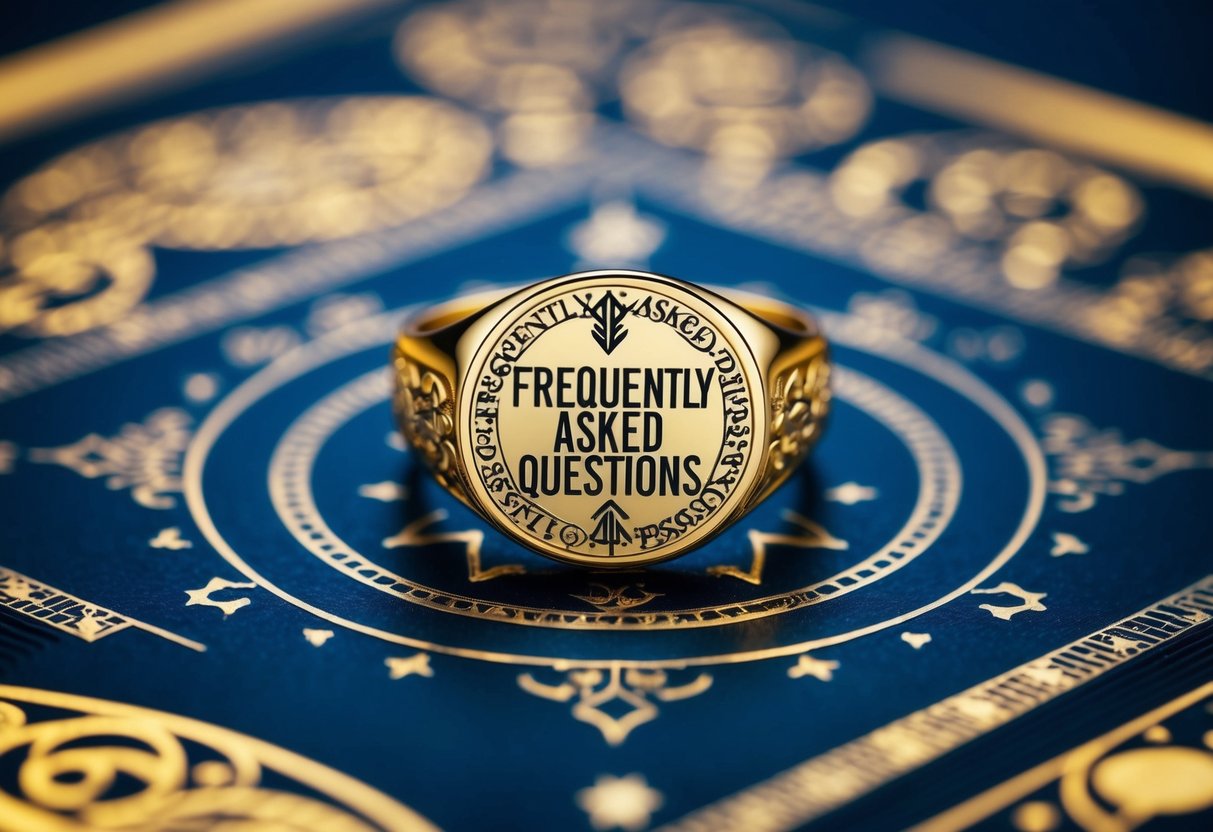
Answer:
[
  {"xmin": 576, "ymin": 773, "xmax": 663, "ymax": 831},
  {"xmin": 302, "ymin": 628, "xmax": 334, "ymax": 647},
  {"xmin": 185, "ymin": 577, "xmax": 256, "ymax": 616},
  {"xmin": 972, "ymin": 582, "xmax": 1048, "ymax": 620},
  {"xmin": 74, "ymin": 611, "xmax": 108, "ymax": 641},
  {"xmin": 710, "ymin": 511, "xmax": 847, "ymax": 585},
  {"xmin": 1049, "ymin": 532, "xmax": 1088, "ymax": 557},
  {"xmin": 824, "ymin": 482, "xmax": 878, "ymax": 505},
  {"xmin": 358, "ymin": 481, "xmax": 407, "ymax": 502},
  {"xmin": 788, "ymin": 653, "xmax": 839, "ymax": 681},
  {"xmin": 901, "ymin": 632, "xmax": 932, "ymax": 650},
  {"xmin": 386, "ymin": 653, "xmax": 433, "ymax": 680},
  {"xmin": 150, "ymin": 527, "xmax": 192, "ymax": 550}
]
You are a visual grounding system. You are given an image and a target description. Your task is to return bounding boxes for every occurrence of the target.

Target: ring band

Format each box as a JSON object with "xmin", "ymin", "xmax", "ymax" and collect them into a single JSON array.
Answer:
[{"xmin": 393, "ymin": 269, "xmax": 829, "ymax": 567}]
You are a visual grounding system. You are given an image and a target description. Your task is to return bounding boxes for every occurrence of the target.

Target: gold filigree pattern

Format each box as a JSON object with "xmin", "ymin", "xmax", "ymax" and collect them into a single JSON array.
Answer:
[
  {"xmin": 0, "ymin": 685, "xmax": 437, "ymax": 831},
  {"xmin": 571, "ymin": 583, "xmax": 664, "ymax": 612},
  {"xmin": 0, "ymin": 569, "xmax": 128, "ymax": 642},
  {"xmin": 29, "ymin": 407, "xmax": 191, "ymax": 509},
  {"xmin": 1042, "ymin": 413, "xmax": 1213, "ymax": 513},
  {"xmin": 518, "ymin": 663, "xmax": 713, "ymax": 746},
  {"xmin": 769, "ymin": 356, "xmax": 831, "ymax": 475}
]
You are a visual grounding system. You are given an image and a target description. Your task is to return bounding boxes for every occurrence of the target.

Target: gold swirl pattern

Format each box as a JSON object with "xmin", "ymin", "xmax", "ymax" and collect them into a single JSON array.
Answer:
[
  {"xmin": 769, "ymin": 354, "xmax": 832, "ymax": 476},
  {"xmin": 0, "ymin": 96, "xmax": 492, "ymax": 337},
  {"xmin": 620, "ymin": 5, "xmax": 872, "ymax": 186},
  {"xmin": 0, "ymin": 685, "xmax": 437, "ymax": 832},
  {"xmin": 392, "ymin": 349, "xmax": 465, "ymax": 502}
]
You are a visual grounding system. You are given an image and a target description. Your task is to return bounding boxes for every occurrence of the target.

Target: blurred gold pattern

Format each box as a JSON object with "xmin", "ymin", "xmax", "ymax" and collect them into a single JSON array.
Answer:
[
  {"xmin": 29, "ymin": 407, "xmax": 191, "ymax": 509},
  {"xmin": 518, "ymin": 663, "xmax": 713, "ymax": 745},
  {"xmin": 396, "ymin": 0, "xmax": 656, "ymax": 167},
  {"xmin": 865, "ymin": 34, "xmax": 1213, "ymax": 198},
  {"xmin": 0, "ymin": 0, "xmax": 398, "ymax": 142},
  {"xmin": 1090, "ymin": 249, "xmax": 1213, "ymax": 349},
  {"xmin": 621, "ymin": 5, "xmax": 871, "ymax": 187},
  {"xmin": 0, "ymin": 96, "xmax": 491, "ymax": 336},
  {"xmin": 1042, "ymin": 413, "xmax": 1213, "ymax": 514},
  {"xmin": 830, "ymin": 133, "xmax": 1142, "ymax": 289}
]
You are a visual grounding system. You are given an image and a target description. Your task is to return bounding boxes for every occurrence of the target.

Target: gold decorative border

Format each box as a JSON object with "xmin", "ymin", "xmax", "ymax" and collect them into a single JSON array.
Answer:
[
  {"xmin": 656, "ymin": 575, "xmax": 1213, "ymax": 831},
  {"xmin": 0, "ymin": 567, "xmax": 204, "ymax": 652},
  {"xmin": 910, "ymin": 681, "xmax": 1213, "ymax": 832}
]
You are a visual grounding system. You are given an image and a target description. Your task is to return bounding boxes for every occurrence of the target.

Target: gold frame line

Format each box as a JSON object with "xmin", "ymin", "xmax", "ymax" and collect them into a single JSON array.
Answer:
[
  {"xmin": 0, "ymin": 0, "xmax": 398, "ymax": 143},
  {"xmin": 0, "ymin": 566, "xmax": 205, "ymax": 652},
  {"xmin": 864, "ymin": 34, "xmax": 1213, "ymax": 197},
  {"xmin": 656, "ymin": 576, "xmax": 1213, "ymax": 832}
]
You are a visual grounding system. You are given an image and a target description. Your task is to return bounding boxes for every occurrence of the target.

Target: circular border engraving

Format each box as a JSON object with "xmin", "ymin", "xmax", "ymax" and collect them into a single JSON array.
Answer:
[
  {"xmin": 184, "ymin": 305, "xmax": 1046, "ymax": 668},
  {"xmin": 269, "ymin": 363, "xmax": 957, "ymax": 629},
  {"xmin": 458, "ymin": 273, "xmax": 766, "ymax": 566}
]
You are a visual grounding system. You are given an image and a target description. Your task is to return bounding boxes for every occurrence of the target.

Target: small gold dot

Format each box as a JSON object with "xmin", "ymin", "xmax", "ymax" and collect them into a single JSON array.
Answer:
[
  {"xmin": 1011, "ymin": 801, "xmax": 1061, "ymax": 832},
  {"xmin": 1203, "ymin": 730, "xmax": 1213, "ymax": 750},
  {"xmin": 1144, "ymin": 725, "xmax": 1172, "ymax": 744},
  {"xmin": 192, "ymin": 760, "xmax": 235, "ymax": 787}
]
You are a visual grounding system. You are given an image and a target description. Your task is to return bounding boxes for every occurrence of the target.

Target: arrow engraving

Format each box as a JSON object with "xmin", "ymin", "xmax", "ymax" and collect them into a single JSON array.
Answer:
[
  {"xmin": 590, "ymin": 499, "xmax": 632, "ymax": 557},
  {"xmin": 582, "ymin": 291, "xmax": 629, "ymax": 355}
]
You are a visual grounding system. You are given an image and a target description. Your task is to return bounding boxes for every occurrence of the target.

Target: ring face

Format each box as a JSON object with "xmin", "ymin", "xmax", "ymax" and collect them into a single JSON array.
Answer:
[{"xmin": 459, "ymin": 271, "xmax": 766, "ymax": 566}]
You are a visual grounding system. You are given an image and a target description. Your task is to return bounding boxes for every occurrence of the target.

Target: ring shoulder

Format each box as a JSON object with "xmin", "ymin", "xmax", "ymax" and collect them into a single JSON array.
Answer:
[
  {"xmin": 392, "ymin": 341, "xmax": 472, "ymax": 506},
  {"xmin": 752, "ymin": 335, "xmax": 832, "ymax": 507}
]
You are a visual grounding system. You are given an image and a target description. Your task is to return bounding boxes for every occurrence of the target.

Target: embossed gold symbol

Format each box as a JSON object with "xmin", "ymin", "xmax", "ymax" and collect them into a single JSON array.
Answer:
[{"xmin": 394, "ymin": 270, "xmax": 829, "ymax": 566}]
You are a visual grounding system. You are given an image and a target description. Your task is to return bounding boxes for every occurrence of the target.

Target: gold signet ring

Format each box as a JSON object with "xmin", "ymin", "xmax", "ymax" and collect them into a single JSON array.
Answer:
[{"xmin": 393, "ymin": 270, "xmax": 830, "ymax": 567}]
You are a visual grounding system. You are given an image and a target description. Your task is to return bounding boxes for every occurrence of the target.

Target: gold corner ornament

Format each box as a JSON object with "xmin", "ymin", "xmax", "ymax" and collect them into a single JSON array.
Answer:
[{"xmin": 393, "ymin": 269, "xmax": 830, "ymax": 567}]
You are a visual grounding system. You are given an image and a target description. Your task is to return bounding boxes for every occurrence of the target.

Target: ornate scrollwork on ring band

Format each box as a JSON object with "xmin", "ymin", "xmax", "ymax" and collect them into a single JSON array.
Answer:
[
  {"xmin": 755, "ymin": 342, "xmax": 832, "ymax": 504},
  {"xmin": 392, "ymin": 350, "xmax": 467, "ymax": 503}
]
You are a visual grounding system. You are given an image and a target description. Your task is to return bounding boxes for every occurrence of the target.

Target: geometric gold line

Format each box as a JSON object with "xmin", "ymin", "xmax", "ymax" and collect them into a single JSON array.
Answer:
[
  {"xmin": 0, "ymin": 567, "xmax": 204, "ymax": 652},
  {"xmin": 656, "ymin": 575, "xmax": 1213, "ymax": 832},
  {"xmin": 0, "ymin": 0, "xmax": 396, "ymax": 143},
  {"xmin": 864, "ymin": 34, "xmax": 1213, "ymax": 199}
]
